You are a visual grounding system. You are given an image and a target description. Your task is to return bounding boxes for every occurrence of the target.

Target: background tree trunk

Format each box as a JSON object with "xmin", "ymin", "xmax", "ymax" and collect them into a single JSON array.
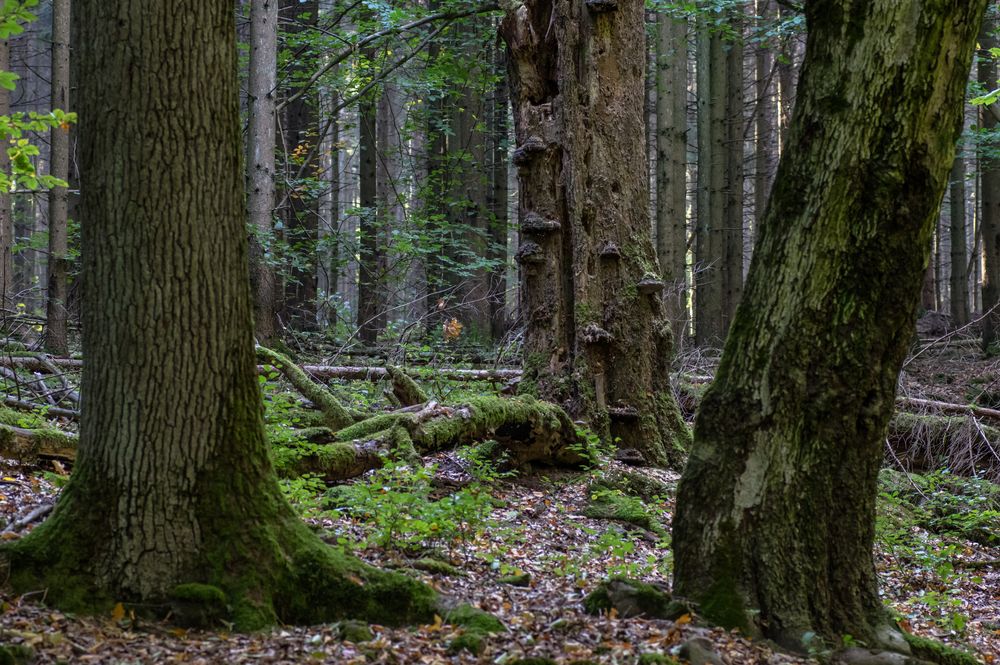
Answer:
[
  {"xmin": 981, "ymin": 15, "xmax": 1000, "ymax": 350},
  {"xmin": 502, "ymin": 0, "xmax": 690, "ymax": 466},
  {"xmin": 673, "ymin": 0, "xmax": 986, "ymax": 648},
  {"xmin": 44, "ymin": 0, "xmax": 70, "ymax": 355},
  {"xmin": 0, "ymin": 37, "xmax": 10, "ymax": 313},
  {"xmin": 655, "ymin": 8, "xmax": 688, "ymax": 340},
  {"xmin": 357, "ymin": 87, "xmax": 381, "ymax": 344},
  {"xmin": 247, "ymin": 0, "xmax": 280, "ymax": 344},
  {"xmin": 949, "ymin": 153, "xmax": 969, "ymax": 326}
]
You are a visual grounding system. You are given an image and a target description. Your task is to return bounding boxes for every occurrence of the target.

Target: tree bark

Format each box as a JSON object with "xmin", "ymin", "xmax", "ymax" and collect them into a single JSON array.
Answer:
[
  {"xmin": 4, "ymin": 0, "xmax": 437, "ymax": 630},
  {"xmin": 673, "ymin": 0, "xmax": 987, "ymax": 649},
  {"xmin": 357, "ymin": 84, "xmax": 381, "ymax": 344},
  {"xmin": 501, "ymin": 0, "xmax": 690, "ymax": 467},
  {"xmin": 753, "ymin": 0, "xmax": 777, "ymax": 240},
  {"xmin": 655, "ymin": 8, "xmax": 688, "ymax": 340},
  {"xmin": 981, "ymin": 15, "xmax": 1000, "ymax": 350},
  {"xmin": 44, "ymin": 0, "xmax": 71, "ymax": 356},
  {"xmin": 247, "ymin": 0, "xmax": 280, "ymax": 344},
  {"xmin": 0, "ymin": 37, "xmax": 10, "ymax": 312},
  {"xmin": 949, "ymin": 153, "xmax": 969, "ymax": 326}
]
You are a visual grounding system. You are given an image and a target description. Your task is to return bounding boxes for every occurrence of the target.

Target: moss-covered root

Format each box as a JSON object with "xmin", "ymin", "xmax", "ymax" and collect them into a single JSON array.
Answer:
[
  {"xmin": 256, "ymin": 346, "xmax": 356, "ymax": 430},
  {"xmin": 386, "ymin": 366, "xmax": 428, "ymax": 407},
  {"xmin": 902, "ymin": 633, "xmax": 981, "ymax": 665},
  {"xmin": 582, "ymin": 578, "xmax": 686, "ymax": 620}
]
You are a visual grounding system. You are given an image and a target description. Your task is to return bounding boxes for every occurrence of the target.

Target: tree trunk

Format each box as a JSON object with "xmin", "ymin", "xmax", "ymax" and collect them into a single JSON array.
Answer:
[
  {"xmin": 949, "ymin": 153, "xmax": 969, "ymax": 325},
  {"xmin": 655, "ymin": 8, "xmax": 688, "ymax": 340},
  {"xmin": 246, "ymin": 0, "xmax": 280, "ymax": 344},
  {"xmin": 722, "ymin": 9, "xmax": 744, "ymax": 333},
  {"xmin": 279, "ymin": 0, "xmax": 318, "ymax": 329},
  {"xmin": 501, "ymin": 0, "xmax": 690, "ymax": 467},
  {"xmin": 981, "ymin": 15, "xmax": 1000, "ymax": 350},
  {"xmin": 673, "ymin": 0, "xmax": 986, "ymax": 649},
  {"xmin": 753, "ymin": 0, "xmax": 777, "ymax": 240},
  {"xmin": 43, "ymin": 0, "xmax": 71, "ymax": 355},
  {"xmin": 5, "ymin": 0, "xmax": 437, "ymax": 630},
  {"xmin": 0, "ymin": 37, "xmax": 10, "ymax": 312},
  {"xmin": 357, "ymin": 87, "xmax": 380, "ymax": 344},
  {"xmin": 488, "ymin": 44, "xmax": 511, "ymax": 340}
]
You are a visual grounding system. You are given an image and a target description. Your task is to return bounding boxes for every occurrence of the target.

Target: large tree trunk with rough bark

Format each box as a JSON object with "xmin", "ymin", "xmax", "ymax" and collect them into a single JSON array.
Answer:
[
  {"xmin": 673, "ymin": 0, "xmax": 986, "ymax": 650},
  {"xmin": 3, "ymin": 0, "xmax": 437, "ymax": 630},
  {"xmin": 501, "ymin": 0, "xmax": 689, "ymax": 467}
]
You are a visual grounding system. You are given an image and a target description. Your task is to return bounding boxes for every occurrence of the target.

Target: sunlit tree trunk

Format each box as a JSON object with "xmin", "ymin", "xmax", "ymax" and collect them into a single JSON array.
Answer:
[{"xmin": 673, "ymin": 0, "xmax": 986, "ymax": 648}]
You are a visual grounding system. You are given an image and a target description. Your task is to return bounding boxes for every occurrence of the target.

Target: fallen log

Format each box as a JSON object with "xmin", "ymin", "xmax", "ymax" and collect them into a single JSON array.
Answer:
[
  {"xmin": 0, "ymin": 423, "xmax": 76, "ymax": 462},
  {"xmin": 274, "ymin": 397, "xmax": 586, "ymax": 482},
  {"xmin": 0, "ymin": 354, "xmax": 521, "ymax": 382}
]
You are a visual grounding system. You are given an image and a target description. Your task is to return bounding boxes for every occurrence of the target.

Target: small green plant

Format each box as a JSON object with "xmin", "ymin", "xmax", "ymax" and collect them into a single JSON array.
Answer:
[{"xmin": 324, "ymin": 460, "xmax": 501, "ymax": 558}]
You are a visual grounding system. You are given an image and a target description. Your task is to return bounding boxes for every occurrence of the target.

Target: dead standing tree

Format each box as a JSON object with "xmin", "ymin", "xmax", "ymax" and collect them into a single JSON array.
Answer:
[{"xmin": 500, "ymin": 0, "xmax": 690, "ymax": 467}]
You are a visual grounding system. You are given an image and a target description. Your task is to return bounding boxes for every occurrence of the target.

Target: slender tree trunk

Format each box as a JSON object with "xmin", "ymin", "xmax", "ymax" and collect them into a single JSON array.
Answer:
[
  {"xmin": 722, "ymin": 9, "xmax": 744, "ymax": 333},
  {"xmin": 44, "ymin": 0, "xmax": 70, "ymax": 355},
  {"xmin": 246, "ymin": 0, "xmax": 279, "ymax": 344},
  {"xmin": 279, "ymin": 0, "xmax": 319, "ymax": 328},
  {"xmin": 357, "ymin": 91, "xmax": 380, "ymax": 344},
  {"xmin": 775, "ymin": 5, "xmax": 796, "ymax": 153},
  {"xmin": 502, "ymin": 0, "xmax": 690, "ymax": 466},
  {"xmin": 655, "ymin": 8, "xmax": 688, "ymax": 340},
  {"xmin": 949, "ymin": 153, "xmax": 969, "ymax": 326},
  {"xmin": 0, "ymin": 38, "xmax": 10, "ymax": 312},
  {"xmin": 753, "ymin": 0, "xmax": 777, "ymax": 239},
  {"xmin": 694, "ymin": 22, "xmax": 723, "ymax": 346},
  {"xmin": 673, "ymin": 0, "xmax": 986, "ymax": 648},
  {"xmin": 6, "ymin": 0, "xmax": 437, "ymax": 629},
  {"xmin": 981, "ymin": 15, "xmax": 1000, "ymax": 349},
  {"xmin": 376, "ymin": 80, "xmax": 403, "ymax": 330},
  {"xmin": 488, "ymin": 45, "xmax": 510, "ymax": 340}
]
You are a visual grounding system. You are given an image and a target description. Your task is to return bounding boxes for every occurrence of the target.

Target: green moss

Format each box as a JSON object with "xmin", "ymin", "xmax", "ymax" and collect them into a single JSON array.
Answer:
[
  {"xmin": 583, "ymin": 578, "xmax": 673, "ymax": 618},
  {"xmin": 583, "ymin": 488, "xmax": 666, "ymax": 536},
  {"xmin": 498, "ymin": 572, "xmax": 531, "ymax": 587},
  {"xmin": 257, "ymin": 346, "xmax": 355, "ymax": 430},
  {"xmin": 903, "ymin": 634, "xmax": 980, "ymax": 665},
  {"xmin": 445, "ymin": 604, "xmax": 506, "ymax": 633},
  {"xmin": 447, "ymin": 632, "xmax": 486, "ymax": 655},
  {"xmin": 386, "ymin": 366, "xmax": 428, "ymax": 406},
  {"xmin": 337, "ymin": 619, "xmax": 374, "ymax": 643},
  {"xmin": 170, "ymin": 584, "xmax": 229, "ymax": 628},
  {"xmin": 638, "ymin": 654, "xmax": 679, "ymax": 665},
  {"xmin": 0, "ymin": 407, "xmax": 45, "ymax": 429},
  {"xmin": 698, "ymin": 573, "xmax": 751, "ymax": 635},
  {"xmin": 0, "ymin": 644, "xmax": 35, "ymax": 665},
  {"xmin": 408, "ymin": 558, "xmax": 464, "ymax": 577}
]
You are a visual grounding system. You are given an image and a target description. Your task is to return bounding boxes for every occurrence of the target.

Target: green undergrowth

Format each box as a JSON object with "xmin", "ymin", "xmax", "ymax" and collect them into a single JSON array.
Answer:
[{"xmin": 877, "ymin": 468, "xmax": 1000, "ymax": 638}]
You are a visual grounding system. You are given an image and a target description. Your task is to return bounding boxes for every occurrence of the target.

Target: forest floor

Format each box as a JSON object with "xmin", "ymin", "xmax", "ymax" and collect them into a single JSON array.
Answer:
[{"xmin": 0, "ymin": 337, "xmax": 999, "ymax": 664}]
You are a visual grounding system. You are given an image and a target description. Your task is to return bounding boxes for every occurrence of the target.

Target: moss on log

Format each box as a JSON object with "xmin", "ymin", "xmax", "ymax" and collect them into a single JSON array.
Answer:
[{"xmin": 256, "ymin": 346, "xmax": 357, "ymax": 430}]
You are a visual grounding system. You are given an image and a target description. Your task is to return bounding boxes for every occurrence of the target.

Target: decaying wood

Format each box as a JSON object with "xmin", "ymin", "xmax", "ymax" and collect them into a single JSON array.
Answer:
[{"xmin": 0, "ymin": 423, "xmax": 77, "ymax": 462}]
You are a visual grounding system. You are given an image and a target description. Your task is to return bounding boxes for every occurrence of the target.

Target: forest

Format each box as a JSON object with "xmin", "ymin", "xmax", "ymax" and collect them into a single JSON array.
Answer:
[{"xmin": 0, "ymin": 0, "xmax": 999, "ymax": 663}]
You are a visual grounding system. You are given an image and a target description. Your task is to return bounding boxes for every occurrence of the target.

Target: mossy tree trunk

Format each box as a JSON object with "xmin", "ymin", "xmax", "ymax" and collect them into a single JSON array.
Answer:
[
  {"xmin": 3, "ymin": 0, "xmax": 436, "ymax": 630},
  {"xmin": 501, "ymin": 0, "xmax": 689, "ymax": 467},
  {"xmin": 673, "ymin": 0, "xmax": 987, "ymax": 650}
]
